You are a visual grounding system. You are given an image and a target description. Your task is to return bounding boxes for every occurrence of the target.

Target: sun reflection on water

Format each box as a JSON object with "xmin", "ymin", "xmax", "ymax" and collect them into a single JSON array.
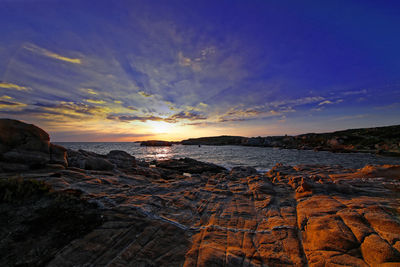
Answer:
[{"xmin": 144, "ymin": 146, "xmax": 173, "ymax": 160}]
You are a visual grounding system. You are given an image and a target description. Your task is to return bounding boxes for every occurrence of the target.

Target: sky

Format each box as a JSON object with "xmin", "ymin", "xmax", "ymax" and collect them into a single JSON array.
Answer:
[{"xmin": 0, "ymin": 0, "xmax": 400, "ymax": 141}]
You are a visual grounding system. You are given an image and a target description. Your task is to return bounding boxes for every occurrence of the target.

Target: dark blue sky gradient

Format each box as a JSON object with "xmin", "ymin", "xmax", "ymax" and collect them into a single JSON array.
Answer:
[{"xmin": 0, "ymin": 0, "xmax": 399, "ymax": 141}]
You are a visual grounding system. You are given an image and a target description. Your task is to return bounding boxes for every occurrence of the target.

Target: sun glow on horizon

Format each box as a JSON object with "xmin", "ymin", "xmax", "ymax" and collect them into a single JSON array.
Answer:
[{"xmin": 147, "ymin": 121, "xmax": 175, "ymax": 134}]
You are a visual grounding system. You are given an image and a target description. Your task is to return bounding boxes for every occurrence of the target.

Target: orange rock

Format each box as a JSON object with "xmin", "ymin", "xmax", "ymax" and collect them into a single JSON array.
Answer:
[{"xmin": 361, "ymin": 234, "xmax": 400, "ymax": 264}]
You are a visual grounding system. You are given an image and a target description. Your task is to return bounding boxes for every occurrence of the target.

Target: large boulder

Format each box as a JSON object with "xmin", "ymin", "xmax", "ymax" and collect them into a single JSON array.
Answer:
[
  {"xmin": 0, "ymin": 119, "xmax": 50, "ymax": 153},
  {"xmin": 0, "ymin": 119, "xmax": 60, "ymax": 171},
  {"xmin": 0, "ymin": 119, "xmax": 69, "ymax": 171}
]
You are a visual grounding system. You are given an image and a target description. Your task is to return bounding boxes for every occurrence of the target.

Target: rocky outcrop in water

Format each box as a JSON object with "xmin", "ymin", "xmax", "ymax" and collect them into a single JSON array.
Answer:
[
  {"xmin": 153, "ymin": 157, "xmax": 227, "ymax": 174},
  {"xmin": 140, "ymin": 140, "xmax": 172, "ymax": 146}
]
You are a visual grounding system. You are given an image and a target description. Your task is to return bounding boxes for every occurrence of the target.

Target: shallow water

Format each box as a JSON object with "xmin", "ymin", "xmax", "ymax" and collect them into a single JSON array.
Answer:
[{"xmin": 56, "ymin": 142, "xmax": 400, "ymax": 171}]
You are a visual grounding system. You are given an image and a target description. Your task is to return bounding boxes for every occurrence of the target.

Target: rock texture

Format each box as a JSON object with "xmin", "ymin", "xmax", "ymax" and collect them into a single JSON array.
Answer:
[
  {"xmin": 66, "ymin": 149, "xmax": 136, "ymax": 171},
  {"xmin": 0, "ymin": 178, "xmax": 102, "ymax": 266},
  {"xmin": 1, "ymin": 120, "xmax": 400, "ymax": 266},
  {"xmin": 1, "ymin": 161, "xmax": 399, "ymax": 266}
]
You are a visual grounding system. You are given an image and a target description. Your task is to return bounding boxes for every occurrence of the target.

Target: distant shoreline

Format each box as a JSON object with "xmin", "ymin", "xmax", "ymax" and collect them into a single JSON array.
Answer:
[{"xmin": 57, "ymin": 124, "xmax": 400, "ymax": 157}]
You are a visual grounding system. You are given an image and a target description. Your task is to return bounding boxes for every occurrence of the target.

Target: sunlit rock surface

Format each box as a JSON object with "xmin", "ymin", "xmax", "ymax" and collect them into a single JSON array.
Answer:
[
  {"xmin": 1, "ymin": 120, "xmax": 400, "ymax": 266},
  {"xmin": 1, "ymin": 161, "xmax": 399, "ymax": 266}
]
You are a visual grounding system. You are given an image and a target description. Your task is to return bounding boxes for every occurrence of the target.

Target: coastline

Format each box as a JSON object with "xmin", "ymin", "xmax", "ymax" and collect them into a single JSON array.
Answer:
[
  {"xmin": 1, "ymin": 119, "xmax": 400, "ymax": 266},
  {"xmin": 180, "ymin": 125, "xmax": 400, "ymax": 157}
]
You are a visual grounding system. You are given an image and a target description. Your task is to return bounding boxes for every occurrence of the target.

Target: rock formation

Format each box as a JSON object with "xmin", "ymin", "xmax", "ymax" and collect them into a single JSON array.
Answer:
[
  {"xmin": 66, "ymin": 149, "xmax": 137, "ymax": 171},
  {"xmin": 140, "ymin": 140, "xmax": 172, "ymax": 146},
  {"xmin": 153, "ymin": 157, "xmax": 227, "ymax": 174},
  {"xmin": 1, "ymin": 119, "xmax": 399, "ymax": 266},
  {"xmin": 0, "ymin": 119, "xmax": 67, "ymax": 171}
]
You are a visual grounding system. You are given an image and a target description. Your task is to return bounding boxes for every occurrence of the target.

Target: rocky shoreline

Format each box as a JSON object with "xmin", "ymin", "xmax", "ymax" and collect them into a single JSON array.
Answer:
[
  {"xmin": 1, "ymin": 119, "xmax": 400, "ymax": 266},
  {"xmin": 181, "ymin": 125, "xmax": 400, "ymax": 157}
]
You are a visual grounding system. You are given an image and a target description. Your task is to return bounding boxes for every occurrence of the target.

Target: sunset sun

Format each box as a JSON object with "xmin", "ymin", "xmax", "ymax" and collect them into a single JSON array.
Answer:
[{"xmin": 148, "ymin": 121, "xmax": 174, "ymax": 134}]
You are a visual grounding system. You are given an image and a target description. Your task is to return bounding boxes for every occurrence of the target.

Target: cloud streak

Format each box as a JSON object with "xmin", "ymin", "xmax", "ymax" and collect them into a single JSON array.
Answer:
[
  {"xmin": 0, "ymin": 95, "xmax": 27, "ymax": 110},
  {"xmin": 0, "ymin": 82, "xmax": 30, "ymax": 91},
  {"xmin": 24, "ymin": 44, "xmax": 81, "ymax": 64},
  {"xmin": 107, "ymin": 111, "xmax": 207, "ymax": 123}
]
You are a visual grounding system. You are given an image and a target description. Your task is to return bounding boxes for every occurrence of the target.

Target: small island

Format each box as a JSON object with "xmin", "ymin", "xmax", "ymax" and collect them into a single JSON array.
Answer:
[{"xmin": 140, "ymin": 140, "xmax": 173, "ymax": 146}]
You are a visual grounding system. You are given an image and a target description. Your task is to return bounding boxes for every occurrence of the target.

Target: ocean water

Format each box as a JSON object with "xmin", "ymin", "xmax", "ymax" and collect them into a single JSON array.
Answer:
[{"xmin": 56, "ymin": 142, "xmax": 400, "ymax": 172}]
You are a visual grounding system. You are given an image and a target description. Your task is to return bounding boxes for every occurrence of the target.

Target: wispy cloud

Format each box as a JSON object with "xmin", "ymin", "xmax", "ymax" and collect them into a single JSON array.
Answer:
[
  {"xmin": 138, "ymin": 91, "xmax": 153, "ymax": 97},
  {"xmin": 332, "ymin": 114, "xmax": 367, "ymax": 121},
  {"xmin": 318, "ymin": 100, "xmax": 333, "ymax": 106},
  {"xmin": 107, "ymin": 110, "xmax": 207, "ymax": 123},
  {"xmin": 317, "ymin": 99, "xmax": 343, "ymax": 106},
  {"xmin": 0, "ymin": 95, "xmax": 27, "ymax": 110},
  {"xmin": 107, "ymin": 114, "xmax": 164, "ymax": 122},
  {"xmin": 85, "ymin": 99, "xmax": 106, "ymax": 104},
  {"xmin": 0, "ymin": 82, "xmax": 30, "ymax": 91},
  {"xmin": 24, "ymin": 43, "xmax": 81, "ymax": 64},
  {"xmin": 82, "ymin": 88, "xmax": 98, "ymax": 95},
  {"xmin": 165, "ymin": 111, "xmax": 207, "ymax": 122},
  {"xmin": 219, "ymin": 96, "xmax": 323, "ymax": 122},
  {"xmin": 51, "ymin": 130, "xmax": 157, "ymax": 142},
  {"xmin": 216, "ymin": 106, "xmax": 295, "ymax": 123},
  {"xmin": 218, "ymin": 107, "xmax": 262, "ymax": 122},
  {"xmin": 1, "ymin": 1, "xmax": 398, "ymax": 141},
  {"xmin": 31, "ymin": 101, "xmax": 110, "ymax": 120},
  {"xmin": 341, "ymin": 89, "xmax": 367, "ymax": 96},
  {"xmin": 267, "ymin": 96, "xmax": 325, "ymax": 108}
]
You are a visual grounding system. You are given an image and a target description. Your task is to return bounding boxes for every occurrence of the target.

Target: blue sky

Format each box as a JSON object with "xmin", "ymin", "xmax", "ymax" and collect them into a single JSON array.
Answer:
[{"xmin": 0, "ymin": 0, "xmax": 399, "ymax": 141}]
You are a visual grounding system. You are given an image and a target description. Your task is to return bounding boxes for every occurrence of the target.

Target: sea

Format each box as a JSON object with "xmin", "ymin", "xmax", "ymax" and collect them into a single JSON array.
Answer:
[{"xmin": 56, "ymin": 142, "xmax": 400, "ymax": 172}]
